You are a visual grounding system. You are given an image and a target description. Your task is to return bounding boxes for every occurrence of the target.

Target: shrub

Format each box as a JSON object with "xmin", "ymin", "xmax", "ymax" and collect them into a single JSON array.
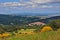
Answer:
[
  {"xmin": 49, "ymin": 19, "xmax": 60, "ymax": 30},
  {"xmin": 0, "ymin": 32, "xmax": 11, "ymax": 38},
  {"xmin": 2, "ymin": 33, "xmax": 10, "ymax": 37},
  {"xmin": 34, "ymin": 25, "xmax": 45, "ymax": 33},
  {"xmin": 41, "ymin": 26, "xmax": 53, "ymax": 32}
]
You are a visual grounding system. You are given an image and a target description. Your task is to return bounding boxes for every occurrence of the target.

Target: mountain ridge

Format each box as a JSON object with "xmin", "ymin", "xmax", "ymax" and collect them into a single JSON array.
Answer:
[{"xmin": 0, "ymin": 14, "xmax": 60, "ymax": 25}]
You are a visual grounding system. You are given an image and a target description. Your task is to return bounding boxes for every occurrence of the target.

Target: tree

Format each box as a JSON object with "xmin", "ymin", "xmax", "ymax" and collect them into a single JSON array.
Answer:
[
  {"xmin": 0, "ymin": 24, "xmax": 5, "ymax": 34},
  {"xmin": 34, "ymin": 25, "xmax": 44, "ymax": 33},
  {"xmin": 49, "ymin": 19, "xmax": 60, "ymax": 30}
]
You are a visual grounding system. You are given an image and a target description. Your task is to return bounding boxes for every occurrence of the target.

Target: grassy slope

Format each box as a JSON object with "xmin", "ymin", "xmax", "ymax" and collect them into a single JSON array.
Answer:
[{"xmin": 3, "ymin": 29, "xmax": 60, "ymax": 40}]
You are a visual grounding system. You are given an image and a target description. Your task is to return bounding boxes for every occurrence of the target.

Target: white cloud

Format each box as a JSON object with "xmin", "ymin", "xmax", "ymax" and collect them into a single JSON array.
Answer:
[
  {"xmin": 0, "ymin": 0, "xmax": 60, "ymax": 9},
  {"xmin": 0, "ymin": 2, "xmax": 26, "ymax": 7},
  {"xmin": 31, "ymin": 0, "xmax": 60, "ymax": 3},
  {"xmin": 40, "ymin": 5, "xmax": 52, "ymax": 8},
  {"xmin": 31, "ymin": 0, "xmax": 51, "ymax": 3}
]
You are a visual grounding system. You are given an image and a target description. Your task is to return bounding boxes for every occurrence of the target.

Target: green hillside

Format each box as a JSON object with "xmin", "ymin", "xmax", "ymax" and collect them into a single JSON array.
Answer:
[{"xmin": 1, "ymin": 29, "xmax": 60, "ymax": 40}]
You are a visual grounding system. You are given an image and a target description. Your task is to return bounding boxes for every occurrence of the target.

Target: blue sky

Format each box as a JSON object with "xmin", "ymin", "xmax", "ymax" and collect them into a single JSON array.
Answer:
[
  {"xmin": 0, "ymin": 0, "xmax": 60, "ymax": 15},
  {"xmin": 0, "ymin": 0, "xmax": 19, "ymax": 2}
]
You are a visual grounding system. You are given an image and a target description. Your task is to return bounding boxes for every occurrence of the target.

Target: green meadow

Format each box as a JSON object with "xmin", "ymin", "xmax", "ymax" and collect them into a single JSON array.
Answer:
[{"xmin": 0, "ymin": 29, "xmax": 60, "ymax": 40}]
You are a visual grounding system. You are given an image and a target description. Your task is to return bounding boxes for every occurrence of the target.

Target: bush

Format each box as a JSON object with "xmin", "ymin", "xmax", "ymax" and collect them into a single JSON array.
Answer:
[
  {"xmin": 0, "ymin": 32, "xmax": 11, "ymax": 38},
  {"xmin": 34, "ymin": 25, "xmax": 45, "ymax": 32},
  {"xmin": 49, "ymin": 19, "xmax": 60, "ymax": 30},
  {"xmin": 41, "ymin": 26, "xmax": 53, "ymax": 32}
]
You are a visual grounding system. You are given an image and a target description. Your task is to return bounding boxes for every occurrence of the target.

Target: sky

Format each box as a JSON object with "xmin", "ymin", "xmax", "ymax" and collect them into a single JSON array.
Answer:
[{"xmin": 0, "ymin": 0, "xmax": 60, "ymax": 15}]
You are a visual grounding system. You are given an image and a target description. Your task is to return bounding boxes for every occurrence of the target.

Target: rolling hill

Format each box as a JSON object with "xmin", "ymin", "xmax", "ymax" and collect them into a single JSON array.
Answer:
[{"xmin": 0, "ymin": 14, "xmax": 60, "ymax": 25}]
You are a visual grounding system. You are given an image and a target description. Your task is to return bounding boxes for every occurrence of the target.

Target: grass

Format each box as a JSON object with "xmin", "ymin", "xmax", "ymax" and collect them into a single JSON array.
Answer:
[{"xmin": 0, "ymin": 29, "xmax": 60, "ymax": 40}]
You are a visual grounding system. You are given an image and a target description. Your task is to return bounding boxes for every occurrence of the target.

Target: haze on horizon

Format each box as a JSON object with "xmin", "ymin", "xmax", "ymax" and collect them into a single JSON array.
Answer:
[{"xmin": 0, "ymin": 0, "xmax": 60, "ymax": 15}]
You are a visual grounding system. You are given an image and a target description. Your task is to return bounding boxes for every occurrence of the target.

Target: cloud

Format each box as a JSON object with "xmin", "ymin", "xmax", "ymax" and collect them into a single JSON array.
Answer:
[
  {"xmin": 31, "ymin": 0, "xmax": 60, "ymax": 3},
  {"xmin": 0, "ymin": 0, "xmax": 60, "ymax": 14},
  {"xmin": 31, "ymin": 0, "xmax": 51, "ymax": 3},
  {"xmin": 0, "ymin": 2, "xmax": 26, "ymax": 7},
  {"xmin": 0, "ymin": 0, "xmax": 60, "ymax": 9}
]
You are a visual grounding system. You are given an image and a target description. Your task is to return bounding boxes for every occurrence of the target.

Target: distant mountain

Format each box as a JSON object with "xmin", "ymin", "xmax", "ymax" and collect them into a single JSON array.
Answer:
[
  {"xmin": 0, "ymin": 14, "xmax": 60, "ymax": 25},
  {"xmin": 41, "ymin": 16, "xmax": 60, "ymax": 23},
  {"xmin": 7, "ymin": 13, "xmax": 60, "ymax": 16},
  {"xmin": 0, "ymin": 14, "xmax": 41, "ymax": 25}
]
